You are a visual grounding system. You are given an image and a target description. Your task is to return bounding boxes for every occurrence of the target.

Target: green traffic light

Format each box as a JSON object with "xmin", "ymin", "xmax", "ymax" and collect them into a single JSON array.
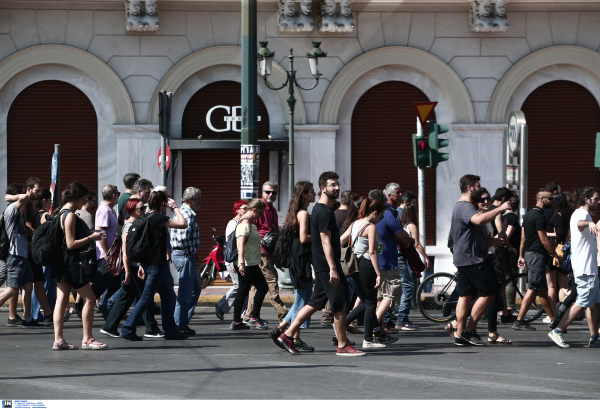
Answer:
[{"xmin": 428, "ymin": 120, "xmax": 450, "ymax": 168}]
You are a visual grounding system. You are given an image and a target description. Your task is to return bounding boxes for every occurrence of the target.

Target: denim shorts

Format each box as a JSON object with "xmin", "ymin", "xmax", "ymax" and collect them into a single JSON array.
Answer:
[
  {"xmin": 525, "ymin": 251, "xmax": 548, "ymax": 291},
  {"xmin": 6, "ymin": 254, "xmax": 34, "ymax": 289},
  {"xmin": 574, "ymin": 275, "xmax": 600, "ymax": 308}
]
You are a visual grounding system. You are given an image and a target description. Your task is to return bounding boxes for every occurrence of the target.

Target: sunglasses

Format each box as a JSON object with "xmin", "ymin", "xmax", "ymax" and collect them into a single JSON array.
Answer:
[
  {"xmin": 264, "ymin": 190, "xmax": 278, "ymax": 196},
  {"xmin": 240, "ymin": 207, "xmax": 248, "ymax": 211},
  {"xmin": 542, "ymin": 196, "xmax": 554, "ymax": 201},
  {"xmin": 136, "ymin": 207, "xmax": 146, "ymax": 212},
  {"xmin": 478, "ymin": 197, "xmax": 491, "ymax": 203}
]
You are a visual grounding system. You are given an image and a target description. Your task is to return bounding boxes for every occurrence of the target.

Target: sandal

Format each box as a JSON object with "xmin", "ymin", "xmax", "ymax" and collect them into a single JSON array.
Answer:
[
  {"xmin": 445, "ymin": 323, "xmax": 457, "ymax": 338},
  {"xmin": 81, "ymin": 338, "xmax": 108, "ymax": 350},
  {"xmin": 346, "ymin": 325, "xmax": 364, "ymax": 334},
  {"xmin": 488, "ymin": 334, "xmax": 512, "ymax": 345},
  {"xmin": 52, "ymin": 340, "xmax": 78, "ymax": 351}
]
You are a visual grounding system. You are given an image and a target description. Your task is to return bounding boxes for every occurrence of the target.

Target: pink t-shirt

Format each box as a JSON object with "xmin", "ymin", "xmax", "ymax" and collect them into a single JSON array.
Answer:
[
  {"xmin": 254, "ymin": 198, "xmax": 279, "ymax": 256},
  {"xmin": 95, "ymin": 201, "xmax": 118, "ymax": 259}
]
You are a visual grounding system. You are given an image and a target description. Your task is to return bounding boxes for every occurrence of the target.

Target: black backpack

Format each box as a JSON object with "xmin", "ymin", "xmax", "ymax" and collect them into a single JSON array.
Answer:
[
  {"xmin": 32, "ymin": 210, "xmax": 68, "ymax": 266},
  {"xmin": 125, "ymin": 213, "xmax": 158, "ymax": 263},
  {"xmin": 274, "ymin": 226, "xmax": 294, "ymax": 269},
  {"xmin": 222, "ymin": 219, "xmax": 241, "ymax": 263},
  {"xmin": 0, "ymin": 211, "xmax": 10, "ymax": 262}
]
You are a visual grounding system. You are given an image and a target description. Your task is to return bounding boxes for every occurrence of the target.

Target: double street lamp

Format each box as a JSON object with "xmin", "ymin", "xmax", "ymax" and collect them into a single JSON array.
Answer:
[{"xmin": 257, "ymin": 41, "xmax": 327, "ymax": 198}]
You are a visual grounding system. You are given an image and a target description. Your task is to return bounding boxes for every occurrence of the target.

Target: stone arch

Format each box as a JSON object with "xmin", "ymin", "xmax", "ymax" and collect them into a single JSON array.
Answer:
[
  {"xmin": 148, "ymin": 46, "xmax": 306, "ymax": 139},
  {"xmin": 319, "ymin": 46, "xmax": 474, "ymax": 125},
  {"xmin": 488, "ymin": 46, "xmax": 600, "ymax": 124},
  {"xmin": 0, "ymin": 45, "xmax": 134, "ymax": 202}
]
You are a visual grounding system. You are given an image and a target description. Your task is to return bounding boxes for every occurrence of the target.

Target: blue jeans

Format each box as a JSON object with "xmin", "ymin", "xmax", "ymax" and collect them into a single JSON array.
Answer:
[
  {"xmin": 172, "ymin": 251, "xmax": 201, "ymax": 328},
  {"xmin": 31, "ymin": 266, "xmax": 57, "ymax": 321},
  {"xmin": 121, "ymin": 264, "xmax": 178, "ymax": 337},
  {"xmin": 284, "ymin": 274, "xmax": 313, "ymax": 329},
  {"xmin": 396, "ymin": 256, "xmax": 414, "ymax": 323}
]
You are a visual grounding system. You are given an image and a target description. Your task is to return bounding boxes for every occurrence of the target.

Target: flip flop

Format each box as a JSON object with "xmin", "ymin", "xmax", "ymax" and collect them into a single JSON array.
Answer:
[
  {"xmin": 488, "ymin": 334, "xmax": 512, "ymax": 345},
  {"xmin": 81, "ymin": 338, "xmax": 108, "ymax": 350},
  {"xmin": 445, "ymin": 323, "xmax": 456, "ymax": 338},
  {"xmin": 52, "ymin": 340, "xmax": 78, "ymax": 351}
]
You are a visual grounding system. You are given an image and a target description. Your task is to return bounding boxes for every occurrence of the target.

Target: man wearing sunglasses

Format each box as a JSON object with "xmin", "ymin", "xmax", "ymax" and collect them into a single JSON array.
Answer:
[
  {"xmin": 243, "ymin": 181, "xmax": 288, "ymax": 325},
  {"xmin": 513, "ymin": 189, "xmax": 560, "ymax": 330}
]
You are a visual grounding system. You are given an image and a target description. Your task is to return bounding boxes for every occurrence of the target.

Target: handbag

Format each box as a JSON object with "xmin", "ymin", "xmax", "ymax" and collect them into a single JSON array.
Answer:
[
  {"xmin": 260, "ymin": 208, "xmax": 278, "ymax": 253},
  {"xmin": 340, "ymin": 222, "xmax": 370, "ymax": 278},
  {"xmin": 399, "ymin": 241, "xmax": 426, "ymax": 278},
  {"xmin": 105, "ymin": 236, "xmax": 124, "ymax": 276}
]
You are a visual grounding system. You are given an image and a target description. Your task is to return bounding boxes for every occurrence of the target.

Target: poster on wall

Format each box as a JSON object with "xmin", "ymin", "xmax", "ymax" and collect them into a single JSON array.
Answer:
[{"xmin": 241, "ymin": 145, "xmax": 260, "ymax": 199}]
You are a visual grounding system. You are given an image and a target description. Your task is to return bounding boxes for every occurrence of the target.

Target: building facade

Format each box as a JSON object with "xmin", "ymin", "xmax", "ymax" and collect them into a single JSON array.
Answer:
[{"xmin": 1, "ymin": 0, "xmax": 600, "ymax": 273}]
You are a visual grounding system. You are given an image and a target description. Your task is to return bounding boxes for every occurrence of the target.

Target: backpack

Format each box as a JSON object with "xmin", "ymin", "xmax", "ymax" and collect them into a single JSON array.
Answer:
[
  {"xmin": 274, "ymin": 226, "xmax": 295, "ymax": 269},
  {"xmin": 125, "ymin": 213, "xmax": 158, "ymax": 263},
  {"xmin": 31, "ymin": 210, "xmax": 68, "ymax": 266},
  {"xmin": 104, "ymin": 235, "xmax": 124, "ymax": 276},
  {"xmin": 0, "ymin": 212, "xmax": 9, "ymax": 262},
  {"xmin": 562, "ymin": 241, "xmax": 573, "ymax": 273},
  {"xmin": 222, "ymin": 218, "xmax": 241, "ymax": 263}
]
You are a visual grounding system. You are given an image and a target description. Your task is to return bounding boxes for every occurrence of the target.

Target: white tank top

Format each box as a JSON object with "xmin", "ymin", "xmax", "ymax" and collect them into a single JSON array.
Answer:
[
  {"xmin": 351, "ymin": 221, "xmax": 371, "ymax": 260},
  {"xmin": 405, "ymin": 223, "xmax": 414, "ymax": 239}
]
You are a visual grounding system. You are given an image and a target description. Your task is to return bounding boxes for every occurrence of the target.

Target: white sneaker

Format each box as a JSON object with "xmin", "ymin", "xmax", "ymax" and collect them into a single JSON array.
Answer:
[
  {"xmin": 548, "ymin": 330, "xmax": 570, "ymax": 348},
  {"xmin": 362, "ymin": 340, "xmax": 386, "ymax": 348},
  {"xmin": 543, "ymin": 316, "xmax": 552, "ymax": 323}
]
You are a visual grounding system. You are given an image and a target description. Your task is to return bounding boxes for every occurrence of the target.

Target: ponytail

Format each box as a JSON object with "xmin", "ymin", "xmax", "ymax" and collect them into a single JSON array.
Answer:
[{"xmin": 358, "ymin": 198, "xmax": 385, "ymax": 219}]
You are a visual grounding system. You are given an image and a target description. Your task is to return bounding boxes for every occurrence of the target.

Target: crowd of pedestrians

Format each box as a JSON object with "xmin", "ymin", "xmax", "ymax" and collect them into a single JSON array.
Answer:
[{"xmin": 1, "ymin": 170, "xmax": 598, "ymax": 354}]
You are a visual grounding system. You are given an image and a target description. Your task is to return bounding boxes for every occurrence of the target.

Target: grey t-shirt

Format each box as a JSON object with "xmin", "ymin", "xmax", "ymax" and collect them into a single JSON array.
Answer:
[
  {"xmin": 4, "ymin": 203, "xmax": 28, "ymax": 257},
  {"xmin": 450, "ymin": 200, "xmax": 488, "ymax": 267}
]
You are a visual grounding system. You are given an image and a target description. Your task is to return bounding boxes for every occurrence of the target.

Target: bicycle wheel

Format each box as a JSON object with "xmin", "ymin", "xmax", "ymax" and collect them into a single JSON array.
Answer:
[
  {"xmin": 198, "ymin": 262, "xmax": 214, "ymax": 289},
  {"xmin": 416, "ymin": 272, "xmax": 459, "ymax": 323},
  {"xmin": 511, "ymin": 272, "xmax": 545, "ymax": 323}
]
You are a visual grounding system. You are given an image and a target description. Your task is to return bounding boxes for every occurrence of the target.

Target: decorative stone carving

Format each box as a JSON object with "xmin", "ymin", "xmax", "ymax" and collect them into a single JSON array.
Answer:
[
  {"xmin": 319, "ymin": 0, "xmax": 354, "ymax": 33},
  {"xmin": 278, "ymin": 0, "xmax": 314, "ymax": 32},
  {"xmin": 470, "ymin": 0, "xmax": 509, "ymax": 33},
  {"xmin": 126, "ymin": 0, "xmax": 159, "ymax": 32}
]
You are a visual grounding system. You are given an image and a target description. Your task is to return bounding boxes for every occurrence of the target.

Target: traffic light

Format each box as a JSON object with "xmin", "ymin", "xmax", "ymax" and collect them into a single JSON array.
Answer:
[
  {"xmin": 412, "ymin": 134, "xmax": 430, "ymax": 169},
  {"xmin": 428, "ymin": 120, "xmax": 450, "ymax": 168}
]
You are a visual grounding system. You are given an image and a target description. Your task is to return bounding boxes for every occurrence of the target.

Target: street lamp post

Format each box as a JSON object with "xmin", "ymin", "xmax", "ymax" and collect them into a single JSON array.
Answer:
[{"xmin": 257, "ymin": 41, "xmax": 327, "ymax": 198}]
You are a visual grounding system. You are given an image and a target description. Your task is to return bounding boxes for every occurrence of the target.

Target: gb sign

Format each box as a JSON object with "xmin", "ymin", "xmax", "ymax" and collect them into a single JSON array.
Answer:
[{"xmin": 206, "ymin": 106, "xmax": 261, "ymax": 133}]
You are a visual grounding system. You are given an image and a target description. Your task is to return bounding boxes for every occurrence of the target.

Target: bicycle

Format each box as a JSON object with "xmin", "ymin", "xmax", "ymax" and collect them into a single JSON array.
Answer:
[{"xmin": 416, "ymin": 269, "xmax": 544, "ymax": 323}]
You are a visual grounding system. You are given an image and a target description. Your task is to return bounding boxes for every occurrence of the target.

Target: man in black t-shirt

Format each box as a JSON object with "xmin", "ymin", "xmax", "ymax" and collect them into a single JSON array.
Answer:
[
  {"xmin": 503, "ymin": 197, "xmax": 522, "ymax": 310},
  {"xmin": 275, "ymin": 172, "xmax": 365, "ymax": 357},
  {"xmin": 513, "ymin": 189, "xmax": 561, "ymax": 330}
]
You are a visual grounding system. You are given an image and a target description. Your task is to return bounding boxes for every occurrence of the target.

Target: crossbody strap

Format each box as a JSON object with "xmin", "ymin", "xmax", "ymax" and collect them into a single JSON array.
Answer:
[{"xmin": 355, "ymin": 222, "xmax": 371, "ymax": 259}]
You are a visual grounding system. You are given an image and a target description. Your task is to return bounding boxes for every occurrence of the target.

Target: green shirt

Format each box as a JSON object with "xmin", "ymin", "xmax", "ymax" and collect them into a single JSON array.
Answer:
[
  {"xmin": 236, "ymin": 222, "xmax": 261, "ymax": 267},
  {"xmin": 118, "ymin": 192, "xmax": 132, "ymax": 221}
]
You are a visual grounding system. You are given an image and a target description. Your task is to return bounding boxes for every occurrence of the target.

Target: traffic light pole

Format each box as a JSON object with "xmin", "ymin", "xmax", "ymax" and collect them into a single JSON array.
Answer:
[{"xmin": 416, "ymin": 118, "xmax": 426, "ymax": 249}]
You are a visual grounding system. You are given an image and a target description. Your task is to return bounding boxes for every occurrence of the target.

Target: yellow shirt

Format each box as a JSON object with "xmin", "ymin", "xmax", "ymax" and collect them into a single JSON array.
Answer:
[{"xmin": 236, "ymin": 222, "xmax": 262, "ymax": 267}]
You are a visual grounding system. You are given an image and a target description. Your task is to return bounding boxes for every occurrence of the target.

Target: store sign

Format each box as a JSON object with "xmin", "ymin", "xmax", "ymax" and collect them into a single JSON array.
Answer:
[
  {"xmin": 241, "ymin": 145, "xmax": 260, "ymax": 199},
  {"xmin": 508, "ymin": 110, "xmax": 526, "ymax": 157},
  {"xmin": 206, "ymin": 105, "xmax": 261, "ymax": 133}
]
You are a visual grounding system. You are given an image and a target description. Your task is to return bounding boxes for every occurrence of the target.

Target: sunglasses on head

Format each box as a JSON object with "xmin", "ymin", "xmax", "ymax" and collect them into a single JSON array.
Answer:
[{"xmin": 264, "ymin": 190, "xmax": 277, "ymax": 196}]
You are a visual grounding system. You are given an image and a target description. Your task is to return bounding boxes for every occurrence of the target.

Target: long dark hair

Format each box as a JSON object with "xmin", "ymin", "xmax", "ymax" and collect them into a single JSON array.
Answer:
[
  {"xmin": 548, "ymin": 192, "xmax": 571, "ymax": 233},
  {"xmin": 400, "ymin": 203, "xmax": 418, "ymax": 227},
  {"xmin": 342, "ymin": 197, "xmax": 363, "ymax": 228},
  {"xmin": 33, "ymin": 189, "xmax": 52, "ymax": 213},
  {"xmin": 148, "ymin": 191, "xmax": 167, "ymax": 212},
  {"xmin": 283, "ymin": 181, "xmax": 313, "ymax": 233}
]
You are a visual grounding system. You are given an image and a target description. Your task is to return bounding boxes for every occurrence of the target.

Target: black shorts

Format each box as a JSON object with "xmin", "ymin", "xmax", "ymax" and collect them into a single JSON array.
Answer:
[
  {"xmin": 457, "ymin": 262, "xmax": 496, "ymax": 298},
  {"xmin": 307, "ymin": 271, "xmax": 350, "ymax": 314},
  {"xmin": 525, "ymin": 251, "xmax": 548, "ymax": 290},
  {"xmin": 28, "ymin": 253, "xmax": 44, "ymax": 282}
]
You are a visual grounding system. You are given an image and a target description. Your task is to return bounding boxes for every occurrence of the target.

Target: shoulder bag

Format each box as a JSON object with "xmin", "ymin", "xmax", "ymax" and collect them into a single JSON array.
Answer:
[{"xmin": 340, "ymin": 222, "xmax": 370, "ymax": 278}]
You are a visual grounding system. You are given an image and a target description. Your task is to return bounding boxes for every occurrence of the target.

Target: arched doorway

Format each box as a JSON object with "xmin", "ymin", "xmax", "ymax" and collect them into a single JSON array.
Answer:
[
  {"xmin": 522, "ymin": 80, "xmax": 600, "ymax": 207},
  {"xmin": 7, "ymin": 80, "xmax": 98, "ymax": 195},
  {"xmin": 351, "ymin": 81, "xmax": 436, "ymax": 244},
  {"xmin": 181, "ymin": 81, "xmax": 271, "ymax": 260}
]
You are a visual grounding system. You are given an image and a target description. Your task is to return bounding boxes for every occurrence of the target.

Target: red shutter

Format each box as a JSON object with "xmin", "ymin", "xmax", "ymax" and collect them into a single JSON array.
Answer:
[
  {"xmin": 522, "ymin": 80, "xmax": 600, "ymax": 209},
  {"xmin": 181, "ymin": 150, "xmax": 270, "ymax": 261},
  {"xmin": 351, "ymin": 81, "xmax": 436, "ymax": 244},
  {"xmin": 7, "ymin": 80, "xmax": 98, "ymax": 195}
]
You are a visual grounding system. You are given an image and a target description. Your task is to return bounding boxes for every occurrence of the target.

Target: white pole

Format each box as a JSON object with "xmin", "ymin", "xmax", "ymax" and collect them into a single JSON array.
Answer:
[{"xmin": 417, "ymin": 118, "xmax": 426, "ymax": 249}]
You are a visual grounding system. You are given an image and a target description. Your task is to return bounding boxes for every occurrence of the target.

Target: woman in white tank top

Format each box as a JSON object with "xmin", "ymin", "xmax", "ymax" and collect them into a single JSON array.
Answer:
[{"xmin": 340, "ymin": 198, "xmax": 389, "ymax": 348}]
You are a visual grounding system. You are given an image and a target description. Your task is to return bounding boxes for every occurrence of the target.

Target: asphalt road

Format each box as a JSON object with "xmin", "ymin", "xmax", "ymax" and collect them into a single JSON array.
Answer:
[{"xmin": 0, "ymin": 307, "xmax": 599, "ymax": 400}]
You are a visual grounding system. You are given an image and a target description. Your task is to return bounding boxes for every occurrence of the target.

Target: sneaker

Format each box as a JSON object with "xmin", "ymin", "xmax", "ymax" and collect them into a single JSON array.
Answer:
[
  {"xmin": 40, "ymin": 315, "xmax": 54, "ymax": 326},
  {"xmin": 229, "ymin": 321, "xmax": 250, "ymax": 330},
  {"xmin": 331, "ymin": 335, "xmax": 355, "ymax": 346},
  {"xmin": 396, "ymin": 321, "xmax": 420, "ymax": 331},
  {"xmin": 373, "ymin": 333, "xmax": 399, "ymax": 345},
  {"xmin": 269, "ymin": 327, "xmax": 284, "ymax": 349},
  {"xmin": 100, "ymin": 329, "xmax": 120, "ymax": 338},
  {"xmin": 249, "ymin": 318, "xmax": 268, "ymax": 330},
  {"xmin": 336, "ymin": 344, "xmax": 366, "ymax": 356},
  {"xmin": 294, "ymin": 339, "xmax": 315, "ymax": 353},
  {"xmin": 459, "ymin": 331, "xmax": 486, "ymax": 346},
  {"xmin": 277, "ymin": 333, "xmax": 299, "ymax": 355},
  {"xmin": 362, "ymin": 339, "xmax": 386, "ymax": 348},
  {"xmin": 144, "ymin": 330, "xmax": 165, "ymax": 338},
  {"xmin": 21, "ymin": 319, "xmax": 44, "ymax": 329},
  {"xmin": 164, "ymin": 331, "xmax": 189, "ymax": 340},
  {"xmin": 321, "ymin": 320, "xmax": 333, "ymax": 326},
  {"xmin": 181, "ymin": 325, "xmax": 196, "ymax": 336},
  {"xmin": 543, "ymin": 316, "xmax": 552, "ymax": 323},
  {"xmin": 454, "ymin": 336, "xmax": 470, "ymax": 346},
  {"xmin": 512, "ymin": 320, "xmax": 536, "ymax": 331},
  {"xmin": 6, "ymin": 315, "xmax": 23, "ymax": 327},
  {"xmin": 500, "ymin": 314, "xmax": 518, "ymax": 324},
  {"xmin": 548, "ymin": 330, "xmax": 570, "ymax": 348},
  {"xmin": 215, "ymin": 305, "xmax": 224, "ymax": 320},
  {"xmin": 121, "ymin": 333, "xmax": 143, "ymax": 341},
  {"xmin": 589, "ymin": 338, "xmax": 600, "ymax": 347}
]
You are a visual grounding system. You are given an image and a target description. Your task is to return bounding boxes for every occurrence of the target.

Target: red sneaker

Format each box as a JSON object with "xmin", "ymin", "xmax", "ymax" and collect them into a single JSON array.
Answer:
[
  {"xmin": 277, "ymin": 333, "xmax": 300, "ymax": 355},
  {"xmin": 336, "ymin": 344, "xmax": 366, "ymax": 356}
]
